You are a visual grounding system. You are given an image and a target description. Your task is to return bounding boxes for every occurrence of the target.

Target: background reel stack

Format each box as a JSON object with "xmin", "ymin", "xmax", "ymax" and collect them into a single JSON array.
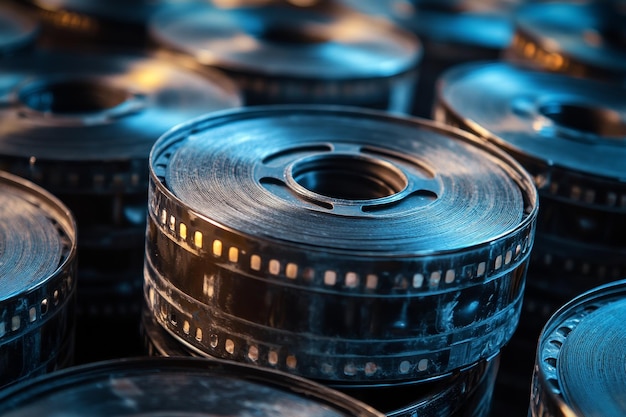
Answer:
[
  {"xmin": 149, "ymin": 1, "xmax": 421, "ymax": 112},
  {"xmin": 505, "ymin": 1, "xmax": 626, "ymax": 83},
  {"xmin": 530, "ymin": 279, "xmax": 626, "ymax": 417},
  {"xmin": 334, "ymin": 0, "xmax": 520, "ymax": 118},
  {"xmin": 143, "ymin": 106, "xmax": 538, "ymax": 416},
  {"xmin": 0, "ymin": 171, "xmax": 77, "ymax": 388},
  {"xmin": 434, "ymin": 61, "xmax": 626, "ymax": 415},
  {"xmin": 0, "ymin": 47, "xmax": 242, "ymax": 363},
  {"xmin": 0, "ymin": 357, "xmax": 385, "ymax": 417},
  {"xmin": 0, "ymin": 2, "xmax": 40, "ymax": 58}
]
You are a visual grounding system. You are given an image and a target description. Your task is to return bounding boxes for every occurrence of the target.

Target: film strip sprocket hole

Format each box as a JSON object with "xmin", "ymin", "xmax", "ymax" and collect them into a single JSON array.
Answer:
[
  {"xmin": 0, "ymin": 170, "xmax": 77, "ymax": 387},
  {"xmin": 144, "ymin": 106, "xmax": 538, "ymax": 383}
]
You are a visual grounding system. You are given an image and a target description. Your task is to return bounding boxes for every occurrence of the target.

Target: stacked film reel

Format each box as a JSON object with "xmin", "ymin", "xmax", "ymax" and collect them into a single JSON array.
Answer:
[
  {"xmin": 0, "ymin": 47, "xmax": 242, "ymax": 362},
  {"xmin": 149, "ymin": 2, "xmax": 421, "ymax": 112},
  {"xmin": 530, "ymin": 279, "xmax": 626, "ymax": 417},
  {"xmin": 143, "ymin": 106, "xmax": 538, "ymax": 416},
  {"xmin": 505, "ymin": 1, "xmax": 626, "ymax": 83},
  {"xmin": 0, "ymin": 171, "xmax": 77, "ymax": 388},
  {"xmin": 0, "ymin": 357, "xmax": 384, "ymax": 417},
  {"xmin": 335, "ymin": 0, "xmax": 518, "ymax": 118},
  {"xmin": 434, "ymin": 61, "xmax": 626, "ymax": 413}
]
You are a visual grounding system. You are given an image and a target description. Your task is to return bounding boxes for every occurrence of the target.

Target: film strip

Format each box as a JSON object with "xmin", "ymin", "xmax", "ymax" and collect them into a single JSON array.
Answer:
[
  {"xmin": 0, "ymin": 170, "xmax": 77, "ymax": 388},
  {"xmin": 149, "ymin": 3, "xmax": 421, "ymax": 112},
  {"xmin": 0, "ymin": 357, "xmax": 384, "ymax": 417},
  {"xmin": 142, "ymin": 303, "xmax": 498, "ymax": 417},
  {"xmin": 505, "ymin": 1, "xmax": 626, "ymax": 82},
  {"xmin": 435, "ymin": 62, "xmax": 626, "ymax": 268},
  {"xmin": 145, "ymin": 105, "xmax": 537, "ymax": 383},
  {"xmin": 530, "ymin": 279, "xmax": 626, "ymax": 417},
  {"xmin": 0, "ymin": 2, "xmax": 39, "ymax": 57}
]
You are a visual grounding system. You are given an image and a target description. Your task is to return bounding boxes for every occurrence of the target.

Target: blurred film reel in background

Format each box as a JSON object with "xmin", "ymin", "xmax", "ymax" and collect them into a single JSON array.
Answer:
[
  {"xmin": 333, "ymin": 0, "xmax": 521, "ymax": 118},
  {"xmin": 0, "ymin": 356, "xmax": 385, "ymax": 417},
  {"xmin": 530, "ymin": 279, "xmax": 626, "ymax": 417},
  {"xmin": 435, "ymin": 60, "xmax": 626, "ymax": 414},
  {"xmin": 149, "ymin": 1, "xmax": 421, "ymax": 112},
  {"xmin": 0, "ymin": 171, "xmax": 76, "ymax": 388},
  {"xmin": 505, "ymin": 0, "xmax": 626, "ymax": 83},
  {"xmin": 0, "ymin": 1, "xmax": 40, "ymax": 57},
  {"xmin": 0, "ymin": 46, "xmax": 242, "ymax": 363},
  {"xmin": 143, "ymin": 105, "xmax": 538, "ymax": 416}
]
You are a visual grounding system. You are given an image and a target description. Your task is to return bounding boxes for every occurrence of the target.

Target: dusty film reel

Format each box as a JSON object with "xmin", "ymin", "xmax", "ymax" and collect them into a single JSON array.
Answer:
[
  {"xmin": 506, "ymin": 1, "xmax": 626, "ymax": 82},
  {"xmin": 530, "ymin": 279, "xmax": 626, "ymax": 417},
  {"xmin": 435, "ymin": 62, "xmax": 626, "ymax": 280},
  {"xmin": 0, "ymin": 357, "xmax": 384, "ymax": 417},
  {"xmin": 0, "ymin": 2, "xmax": 39, "ymax": 57},
  {"xmin": 149, "ymin": 3, "xmax": 421, "ymax": 111},
  {"xmin": 0, "ymin": 170, "xmax": 77, "ymax": 388},
  {"xmin": 144, "ymin": 105, "xmax": 537, "ymax": 383}
]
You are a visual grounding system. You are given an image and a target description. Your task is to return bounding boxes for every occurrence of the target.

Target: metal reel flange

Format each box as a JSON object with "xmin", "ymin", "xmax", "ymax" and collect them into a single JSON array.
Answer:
[
  {"xmin": 145, "ymin": 105, "xmax": 537, "ymax": 383},
  {"xmin": 530, "ymin": 279, "xmax": 626, "ymax": 417},
  {"xmin": 149, "ymin": 3, "xmax": 421, "ymax": 112},
  {"xmin": 0, "ymin": 170, "xmax": 77, "ymax": 388}
]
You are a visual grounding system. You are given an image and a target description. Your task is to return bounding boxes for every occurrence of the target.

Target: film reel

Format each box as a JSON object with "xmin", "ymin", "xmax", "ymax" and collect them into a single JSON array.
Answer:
[
  {"xmin": 0, "ymin": 2, "xmax": 39, "ymax": 57},
  {"xmin": 0, "ymin": 357, "xmax": 384, "ymax": 417},
  {"xmin": 0, "ymin": 170, "xmax": 76, "ymax": 388},
  {"xmin": 506, "ymin": 1, "xmax": 626, "ymax": 82},
  {"xmin": 335, "ymin": 0, "xmax": 515, "ymax": 117},
  {"xmin": 435, "ymin": 62, "xmax": 626, "ymax": 247},
  {"xmin": 149, "ymin": 3, "xmax": 421, "ymax": 111},
  {"xmin": 530, "ymin": 279, "xmax": 626, "ymax": 417},
  {"xmin": 142, "ymin": 303, "xmax": 498, "ymax": 417},
  {"xmin": 145, "ymin": 105, "xmax": 537, "ymax": 383},
  {"xmin": 14, "ymin": 0, "xmax": 181, "ymax": 48}
]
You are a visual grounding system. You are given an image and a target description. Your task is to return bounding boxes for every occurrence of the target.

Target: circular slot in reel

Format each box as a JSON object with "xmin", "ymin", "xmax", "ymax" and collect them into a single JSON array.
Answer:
[
  {"xmin": 149, "ymin": 3, "xmax": 421, "ymax": 112},
  {"xmin": 505, "ymin": 1, "xmax": 626, "ymax": 82},
  {"xmin": 0, "ymin": 170, "xmax": 77, "ymax": 388},
  {"xmin": 0, "ymin": 356, "xmax": 384, "ymax": 417},
  {"xmin": 530, "ymin": 279, "xmax": 626, "ymax": 417},
  {"xmin": 145, "ymin": 105, "xmax": 537, "ymax": 384},
  {"xmin": 0, "ymin": 47, "xmax": 241, "ymax": 289}
]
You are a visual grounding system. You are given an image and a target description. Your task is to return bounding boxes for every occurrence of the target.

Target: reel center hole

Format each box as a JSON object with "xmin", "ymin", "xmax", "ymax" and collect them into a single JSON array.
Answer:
[
  {"xmin": 292, "ymin": 154, "xmax": 407, "ymax": 200},
  {"xmin": 538, "ymin": 102, "xmax": 626, "ymax": 138},
  {"xmin": 257, "ymin": 25, "xmax": 327, "ymax": 45},
  {"xmin": 19, "ymin": 80, "xmax": 130, "ymax": 114}
]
